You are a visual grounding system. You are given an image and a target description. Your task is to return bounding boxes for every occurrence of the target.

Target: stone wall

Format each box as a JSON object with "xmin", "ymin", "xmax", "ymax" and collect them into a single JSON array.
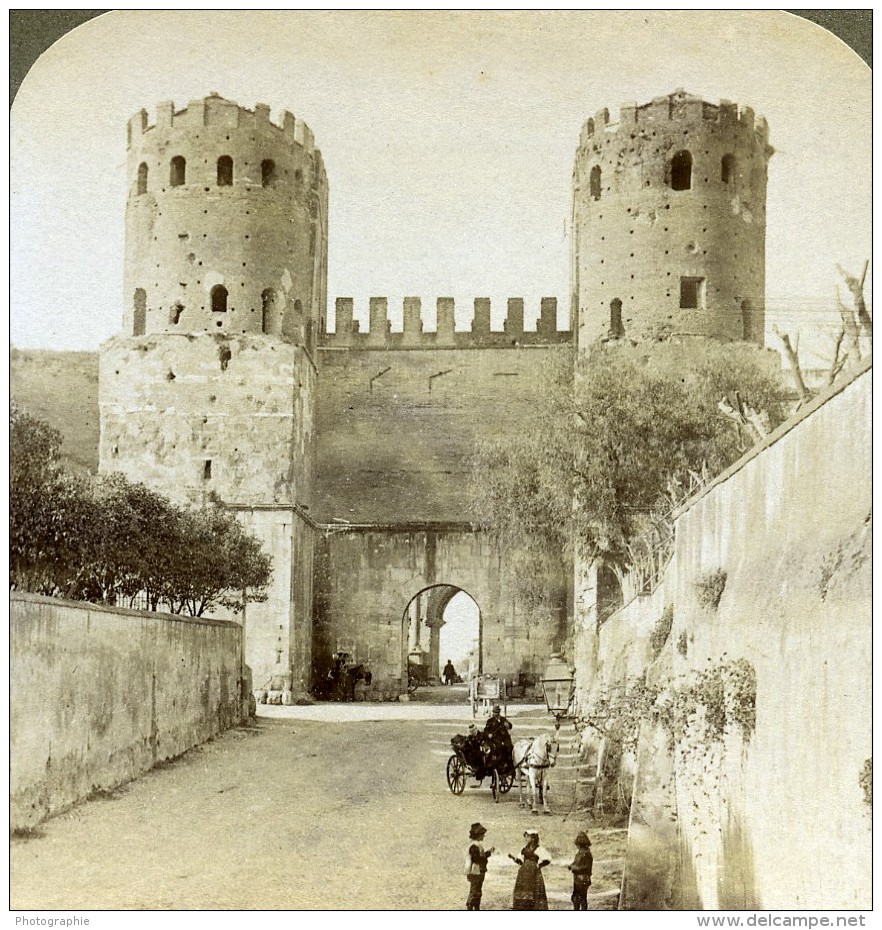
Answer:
[
  {"xmin": 99, "ymin": 332, "xmax": 315, "ymax": 508},
  {"xmin": 314, "ymin": 342, "xmax": 569, "ymax": 523},
  {"xmin": 575, "ymin": 363, "xmax": 871, "ymax": 909},
  {"xmin": 228, "ymin": 507, "xmax": 316, "ymax": 695},
  {"xmin": 313, "ymin": 526, "xmax": 568, "ymax": 695},
  {"xmin": 124, "ymin": 95, "xmax": 328, "ymax": 346},
  {"xmin": 10, "ymin": 593, "xmax": 244, "ymax": 830}
]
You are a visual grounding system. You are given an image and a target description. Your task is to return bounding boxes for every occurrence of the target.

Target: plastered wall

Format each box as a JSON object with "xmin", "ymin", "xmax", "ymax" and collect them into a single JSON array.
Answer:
[
  {"xmin": 575, "ymin": 364, "xmax": 871, "ymax": 909},
  {"xmin": 10, "ymin": 593, "xmax": 243, "ymax": 830}
]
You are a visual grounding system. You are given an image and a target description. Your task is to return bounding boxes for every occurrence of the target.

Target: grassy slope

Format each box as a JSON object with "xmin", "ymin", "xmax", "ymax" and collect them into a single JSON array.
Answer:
[{"xmin": 10, "ymin": 348, "xmax": 100, "ymax": 473}]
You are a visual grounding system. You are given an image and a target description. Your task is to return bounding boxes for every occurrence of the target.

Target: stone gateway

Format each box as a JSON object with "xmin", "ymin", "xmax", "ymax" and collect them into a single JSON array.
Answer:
[{"xmin": 99, "ymin": 91, "xmax": 769, "ymax": 698}]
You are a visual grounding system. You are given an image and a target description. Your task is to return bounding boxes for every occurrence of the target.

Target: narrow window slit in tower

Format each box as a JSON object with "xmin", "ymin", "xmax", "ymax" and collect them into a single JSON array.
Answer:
[
  {"xmin": 679, "ymin": 277, "xmax": 705, "ymax": 310},
  {"xmin": 670, "ymin": 151, "xmax": 692, "ymax": 191},
  {"xmin": 589, "ymin": 165, "xmax": 602, "ymax": 201},
  {"xmin": 203, "ymin": 460, "xmax": 212, "ymax": 480},
  {"xmin": 217, "ymin": 156, "xmax": 233, "ymax": 187},
  {"xmin": 170, "ymin": 156, "xmax": 186, "ymax": 187},
  {"xmin": 211, "ymin": 285, "xmax": 228, "ymax": 313},
  {"xmin": 721, "ymin": 153, "xmax": 736, "ymax": 184},
  {"xmin": 133, "ymin": 289, "xmax": 147, "ymax": 336},
  {"xmin": 609, "ymin": 299, "xmax": 625, "ymax": 339}
]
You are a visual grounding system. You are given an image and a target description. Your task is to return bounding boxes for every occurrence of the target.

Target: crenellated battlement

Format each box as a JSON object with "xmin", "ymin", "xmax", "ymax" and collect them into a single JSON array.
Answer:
[
  {"xmin": 577, "ymin": 88, "xmax": 770, "ymax": 151},
  {"xmin": 127, "ymin": 93, "xmax": 321, "ymax": 163},
  {"xmin": 320, "ymin": 297, "xmax": 571, "ymax": 349}
]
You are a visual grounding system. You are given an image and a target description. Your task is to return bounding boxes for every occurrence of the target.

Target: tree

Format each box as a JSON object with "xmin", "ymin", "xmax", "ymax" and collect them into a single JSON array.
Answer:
[
  {"xmin": 470, "ymin": 343, "xmax": 791, "ymax": 583},
  {"xmin": 163, "ymin": 503, "xmax": 272, "ymax": 617},
  {"xmin": 11, "ymin": 405, "xmax": 272, "ymax": 615},
  {"xmin": 10, "ymin": 403, "xmax": 94, "ymax": 595}
]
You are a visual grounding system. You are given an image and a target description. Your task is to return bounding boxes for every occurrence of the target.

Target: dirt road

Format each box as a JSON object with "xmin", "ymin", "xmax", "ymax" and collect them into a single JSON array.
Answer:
[{"xmin": 11, "ymin": 706, "xmax": 624, "ymax": 910}]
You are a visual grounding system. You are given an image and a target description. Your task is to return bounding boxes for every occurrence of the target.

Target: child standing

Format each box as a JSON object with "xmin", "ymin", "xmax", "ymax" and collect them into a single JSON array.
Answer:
[
  {"xmin": 465, "ymin": 822, "xmax": 495, "ymax": 910},
  {"xmin": 568, "ymin": 832, "xmax": 593, "ymax": 910}
]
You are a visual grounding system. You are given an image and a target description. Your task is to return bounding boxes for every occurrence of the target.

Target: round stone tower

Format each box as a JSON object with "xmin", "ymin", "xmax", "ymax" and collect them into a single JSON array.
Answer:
[
  {"xmin": 124, "ymin": 93, "xmax": 328, "ymax": 351},
  {"xmin": 571, "ymin": 89, "xmax": 773, "ymax": 348}
]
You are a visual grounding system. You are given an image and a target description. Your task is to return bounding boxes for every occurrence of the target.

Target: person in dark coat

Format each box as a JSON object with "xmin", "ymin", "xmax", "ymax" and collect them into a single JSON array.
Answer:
[
  {"xmin": 465, "ymin": 822, "xmax": 494, "ymax": 910},
  {"xmin": 443, "ymin": 659, "xmax": 457, "ymax": 685},
  {"xmin": 483, "ymin": 704, "xmax": 513, "ymax": 770},
  {"xmin": 568, "ymin": 831, "xmax": 593, "ymax": 910},
  {"xmin": 509, "ymin": 830, "xmax": 550, "ymax": 910},
  {"xmin": 462, "ymin": 723, "xmax": 488, "ymax": 783}
]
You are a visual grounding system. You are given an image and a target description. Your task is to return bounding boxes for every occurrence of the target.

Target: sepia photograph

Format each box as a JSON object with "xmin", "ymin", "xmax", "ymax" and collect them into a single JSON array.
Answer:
[{"xmin": 9, "ymin": 10, "xmax": 871, "ymax": 918}]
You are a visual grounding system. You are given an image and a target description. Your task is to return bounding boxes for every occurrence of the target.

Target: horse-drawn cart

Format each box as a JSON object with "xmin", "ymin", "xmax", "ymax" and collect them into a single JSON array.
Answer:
[
  {"xmin": 446, "ymin": 733, "xmax": 515, "ymax": 802},
  {"xmin": 469, "ymin": 675, "xmax": 507, "ymax": 718}
]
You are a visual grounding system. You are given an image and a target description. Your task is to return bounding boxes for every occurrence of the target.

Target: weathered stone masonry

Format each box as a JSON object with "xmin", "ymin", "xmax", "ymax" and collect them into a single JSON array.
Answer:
[
  {"xmin": 572, "ymin": 89, "xmax": 771, "ymax": 347},
  {"xmin": 98, "ymin": 90, "xmax": 771, "ymax": 696}
]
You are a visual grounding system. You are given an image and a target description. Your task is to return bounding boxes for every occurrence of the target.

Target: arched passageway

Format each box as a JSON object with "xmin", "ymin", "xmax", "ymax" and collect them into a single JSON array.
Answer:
[{"xmin": 403, "ymin": 585, "xmax": 480, "ymax": 688}]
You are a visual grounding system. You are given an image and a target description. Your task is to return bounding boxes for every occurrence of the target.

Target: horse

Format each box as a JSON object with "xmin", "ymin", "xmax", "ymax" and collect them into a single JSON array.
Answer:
[
  {"xmin": 342, "ymin": 663, "xmax": 372, "ymax": 700},
  {"xmin": 312, "ymin": 659, "xmax": 372, "ymax": 701},
  {"xmin": 513, "ymin": 730, "xmax": 560, "ymax": 815}
]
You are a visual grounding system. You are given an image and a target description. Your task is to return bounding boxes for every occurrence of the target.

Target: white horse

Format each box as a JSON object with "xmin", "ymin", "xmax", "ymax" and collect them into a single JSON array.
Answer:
[{"xmin": 513, "ymin": 730, "xmax": 560, "ymax": 815}]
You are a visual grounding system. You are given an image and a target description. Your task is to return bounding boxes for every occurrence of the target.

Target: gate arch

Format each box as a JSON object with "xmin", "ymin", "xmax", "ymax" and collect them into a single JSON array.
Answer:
[{"xmin": 402, "ymin": 584, "xmax": 481, "ymax": 687}]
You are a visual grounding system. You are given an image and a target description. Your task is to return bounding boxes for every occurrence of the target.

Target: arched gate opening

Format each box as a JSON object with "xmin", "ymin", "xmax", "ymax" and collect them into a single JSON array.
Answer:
[{"xmin": 402, "ymin": 584, "xmax": 480, "ymax": 691}]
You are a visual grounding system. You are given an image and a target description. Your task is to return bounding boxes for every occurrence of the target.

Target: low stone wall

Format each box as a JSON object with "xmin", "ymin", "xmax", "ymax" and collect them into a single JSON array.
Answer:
[{"xmin": 10, "ymin": 593, "xmax": 244, "ymax": 830}]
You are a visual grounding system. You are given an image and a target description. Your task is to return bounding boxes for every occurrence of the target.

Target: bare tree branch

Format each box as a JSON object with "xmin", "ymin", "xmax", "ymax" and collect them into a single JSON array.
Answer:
[
  {"xmin": 772, "ymin": 326, "xmax": 812, "ymax": 403},
  {"xmin": 837, "ymin": 261, "xmax": 872, "ymax": 338}
]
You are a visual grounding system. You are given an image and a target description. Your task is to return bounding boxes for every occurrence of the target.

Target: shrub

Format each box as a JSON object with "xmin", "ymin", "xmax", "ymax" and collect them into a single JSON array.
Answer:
[{"xmin": 695, "ymin": 568, "xmax": 727, "ymax": 612}]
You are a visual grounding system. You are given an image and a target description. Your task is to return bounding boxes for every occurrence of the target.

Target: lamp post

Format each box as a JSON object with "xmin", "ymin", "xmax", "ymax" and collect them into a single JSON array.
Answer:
[{"xmin": 540, "ymin": 652, "xmax": 576, "ymax": 723}]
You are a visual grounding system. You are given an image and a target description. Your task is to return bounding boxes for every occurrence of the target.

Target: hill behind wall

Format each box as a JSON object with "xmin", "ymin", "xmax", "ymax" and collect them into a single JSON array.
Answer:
[
  {"xmin": 313, "ymin": 345, "xmax": 568, "ymax": 524},
  {"xmin": 10, "ymin": 349, "xmax": 100, "ymax": 473}
]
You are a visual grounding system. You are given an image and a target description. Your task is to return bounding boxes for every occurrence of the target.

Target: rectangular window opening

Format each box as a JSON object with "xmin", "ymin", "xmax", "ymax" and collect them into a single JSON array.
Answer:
[
  {"xmin": 679, "ymin": 277, "xmax": 705, "ymax": 310},
  {"xmin": 203, "ymin": 459, "xmax": 212, "ymax": 480}
]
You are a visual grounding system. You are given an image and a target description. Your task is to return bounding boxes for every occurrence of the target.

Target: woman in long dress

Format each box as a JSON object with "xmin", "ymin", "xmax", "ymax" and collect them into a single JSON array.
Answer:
[{"xmin": 509, "ymin": 830, "xmax": 551, "ymax": 910}]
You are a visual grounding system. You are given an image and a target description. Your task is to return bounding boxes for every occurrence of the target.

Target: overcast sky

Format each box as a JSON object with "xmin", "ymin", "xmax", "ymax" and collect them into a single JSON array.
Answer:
[{"xmin": 10, "ymin": 10, "xmax": 871, "ymax": 365}]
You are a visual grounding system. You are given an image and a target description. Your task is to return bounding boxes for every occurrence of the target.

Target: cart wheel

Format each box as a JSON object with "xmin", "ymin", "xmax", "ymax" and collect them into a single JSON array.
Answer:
[
  {"xmin": 447, "ymin": 755, "xmax": 466, "ymax": 795},
  {"xmin": 499, "ymin": 768, "xmax": 515, "ymax": 795}
]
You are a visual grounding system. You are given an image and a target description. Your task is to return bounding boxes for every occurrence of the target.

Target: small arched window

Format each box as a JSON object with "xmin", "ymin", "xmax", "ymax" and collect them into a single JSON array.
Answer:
[
  {"xmin": 217, "ymin": 156, "xmax": 233, "ymax": 187},
  {"xmin": 609, "ymin": 298, "xmax": 624, "ymax": 338},
  {"xmin": 670, "ymin": 150, "xmax": 692, "ymax": 191},
  {"xmin": 170, "ymin": 156, "xmax": 186, "ymax": 187},
  {"xmin": 721, "ymin": 153, "xmax": 736, "ymax": 185},
  {"xmin": 261, "ymin": 288, "xmax": 276, "ymax": 334},
  {"xmin": 211, "ymin": 285, "xmax": 228, "ymax": 313},
  {"xmin": 137, "ymin": 162, "xmax": 148, "ymax": 195},
  {"xmin": 261, "ymin": 159, "xmax": 277, "ymax": 188},
  {"xmin": 133, "ymin": 289, "xmax": 147, "ymax": 336},
  {"xmin": 741, "ymin": 299, "xmax": 753, "ymax": 341},
  {"xmin": 589, "ymin": 165, "xmax": 602, "ymax": 201}
]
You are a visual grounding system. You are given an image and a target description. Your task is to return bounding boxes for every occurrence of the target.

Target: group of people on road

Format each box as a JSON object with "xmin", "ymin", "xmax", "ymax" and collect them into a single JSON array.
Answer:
[{"xmin": 465, "ymin": 822, "xmax": 593, "ymax": 911}]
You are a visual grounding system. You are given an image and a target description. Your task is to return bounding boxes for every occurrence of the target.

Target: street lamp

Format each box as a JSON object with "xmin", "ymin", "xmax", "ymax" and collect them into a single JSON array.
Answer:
[{"xmin": 540, "ymin": 652, "xmax": 575, "ymax": 722}]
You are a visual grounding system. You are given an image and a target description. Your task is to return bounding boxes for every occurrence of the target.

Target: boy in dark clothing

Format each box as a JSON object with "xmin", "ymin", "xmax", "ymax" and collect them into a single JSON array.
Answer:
[
  {"xmin": 568, "ymin": 832, "xmax": 593, "ymax": 910},
  {"xmin": 466, "ymin": 822, "xmax": 494, "ymax": 910}
]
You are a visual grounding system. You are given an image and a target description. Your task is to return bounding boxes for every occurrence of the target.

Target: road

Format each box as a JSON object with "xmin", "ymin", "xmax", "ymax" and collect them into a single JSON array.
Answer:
[{"xmin": 10, "ymin": 703, "xmax": 625, "ymax": 910}]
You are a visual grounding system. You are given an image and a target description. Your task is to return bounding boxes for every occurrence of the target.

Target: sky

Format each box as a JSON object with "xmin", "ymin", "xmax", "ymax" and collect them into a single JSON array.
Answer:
[
  {"xmin": 438, "ymin": 591, "xmax": 481, "ymax": 673},
  {"xmin": 10, "ymin": 11, "xmax": 871, "ymax": 368}
]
